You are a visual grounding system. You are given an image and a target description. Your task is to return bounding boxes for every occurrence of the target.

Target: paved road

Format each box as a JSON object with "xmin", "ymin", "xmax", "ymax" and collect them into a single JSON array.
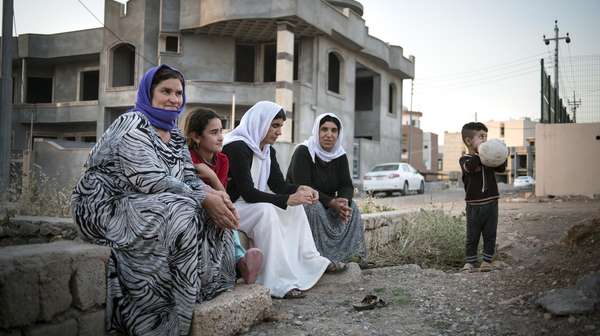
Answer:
[
  {"xmin": 356, "ymin": 188, "xmax": 465, "ymax": 212},
  {"xmin": 356, "ymin": 184, "xmax": 528, "ymax": 212}
]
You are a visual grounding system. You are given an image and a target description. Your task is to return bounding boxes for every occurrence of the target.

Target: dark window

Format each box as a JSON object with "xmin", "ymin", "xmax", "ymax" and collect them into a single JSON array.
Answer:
[
  {"xmin": 500, "ymin": 125, "xmax": 505, "ymax": 137},
  {"xmin": 83, "ymin": 136, "xmax": 97, "ymax": 143},
  {"xmin": 112, "ymin": 44, "xmax": 135, "ymax": 87},
  {"xmin": 80, "ymin": 70, "xmax": 99, "ymax": 101},
  {"xmin": 235, "ymin": 45, "xmax": 255, "ymax": 82},
  {"xmin": 355, "ymin": 76, "xmax": 373, "ymax": 110},
  {"xmin": 293, "ymin": 42, "xmax": 299, "ymax": 81},
  {"xmin": 263, "ymin": 44, "xmax": 276, "ymax": 82},
  {"xmin": 328, "ymin": 53, "xmax": 341, "ymax": 93},
  {"xmin": 165, "ymin": 36, "xmax": 179, "ymax": 52},
  {"xmin": 518, "ymin": 155, "xmax": 527, "ymax": 169},
  {"xmin": 27, "ymin": 77, "xmax": 53, "ymax": 103},
  {"xmin": 388, "ymin": 83, "xmax": 396, "ymax": 113},
  {"xmin": 64, "ymin": 136, "xmax": 76, "ymax": 141},
  {"xmin": 424, "ymin": 145, "xmax": 428, "ymax": 149}
]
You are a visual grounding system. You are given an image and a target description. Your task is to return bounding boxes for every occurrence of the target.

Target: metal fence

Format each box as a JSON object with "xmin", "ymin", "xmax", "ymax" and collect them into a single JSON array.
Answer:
[{"xmin": 542, "ymin": 54, "xmax": 600, "ymax": 123}]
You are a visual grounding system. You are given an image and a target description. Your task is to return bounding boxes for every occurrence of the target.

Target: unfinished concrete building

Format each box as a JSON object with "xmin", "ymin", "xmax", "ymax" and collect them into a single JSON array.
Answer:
[{"xmin": 7, "ymin": 0, "xmax": 415, "ymax": 183}]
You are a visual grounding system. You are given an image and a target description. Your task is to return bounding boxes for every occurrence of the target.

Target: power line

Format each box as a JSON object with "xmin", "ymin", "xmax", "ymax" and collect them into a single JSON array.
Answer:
[
  {"xmin": 416, "ymin": 62, "xmax": 539, "ymax": 88},
  {"xmin": 417, "ymin": 66, "xmax": 539, "ymax": 91},
  {"xmin": 76, "ymin": 0, "xmax": 157, "ymax": 67},
  {"xmin": 418, "ymin": 52, "xmax": 547, "ymax": 81}
]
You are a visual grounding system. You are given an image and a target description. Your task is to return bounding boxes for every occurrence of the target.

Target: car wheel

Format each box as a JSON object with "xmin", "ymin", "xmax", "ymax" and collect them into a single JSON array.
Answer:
[
  {"xmin": 418, "ymin": 181, "xmax": 425, "ymax": 194},
  {"xmin": 401, "ymin": 181, "xmax": 408, "ymax": 196}
]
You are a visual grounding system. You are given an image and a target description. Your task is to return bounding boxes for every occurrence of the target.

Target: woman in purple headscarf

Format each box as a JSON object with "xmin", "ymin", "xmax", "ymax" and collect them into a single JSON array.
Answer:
[{"xmin": 71, "ymin": 65, "xmax": 238, "ymax": 336}]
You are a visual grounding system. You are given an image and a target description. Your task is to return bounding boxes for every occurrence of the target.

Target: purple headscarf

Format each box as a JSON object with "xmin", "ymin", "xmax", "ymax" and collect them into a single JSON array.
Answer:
[{"xmin": 134, "ymin": 64, "xmax": 186, "ymax": 130}]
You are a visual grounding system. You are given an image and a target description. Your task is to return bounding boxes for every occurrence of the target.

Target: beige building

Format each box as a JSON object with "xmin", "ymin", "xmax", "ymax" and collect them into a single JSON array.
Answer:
[
  {"xmin": 442, "ymin": 132, "xmax": 466, "ymax": 181},
  {"xmin": 535, "ymin": 123, "xmax": 600, "ymax": 197},
  {"xmin": 485, "ymin": 118, "xmax": 536, "ymax": 183},
  {"xmin": 422, "ymin": 132, "xmax": 439, "ymax": 172},
  {"xmin": 486, "ymin": 118, "xmax": 536, "ymax": 147}
]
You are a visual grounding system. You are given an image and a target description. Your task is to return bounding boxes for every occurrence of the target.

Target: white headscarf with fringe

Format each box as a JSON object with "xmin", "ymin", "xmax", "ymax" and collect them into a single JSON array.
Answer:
[
  {"xmin": 223, "ymin": 101, "xmax": 284, "ymax": 191},
  {"xmin": 301, "ymin": 113, "xmax": 346, "ymax": 163}
]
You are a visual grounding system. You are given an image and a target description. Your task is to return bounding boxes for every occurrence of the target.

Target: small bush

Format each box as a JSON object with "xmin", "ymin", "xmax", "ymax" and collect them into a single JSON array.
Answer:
[
  {"xmin": 357, "ymin": 196, "xmax": 396, "ymax": 214},
  {"xmin": 11, "ymin": 167, "xmax": 75, "ymax": 218},
  {"xmin": 371, "ymin": 208, "xmax": 467, "ymax": 269}
]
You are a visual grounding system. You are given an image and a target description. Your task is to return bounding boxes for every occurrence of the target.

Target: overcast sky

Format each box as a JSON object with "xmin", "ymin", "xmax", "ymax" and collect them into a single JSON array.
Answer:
[{"xmin": 4, "ymin": 0, "xmax": 600, "ymax": 143}]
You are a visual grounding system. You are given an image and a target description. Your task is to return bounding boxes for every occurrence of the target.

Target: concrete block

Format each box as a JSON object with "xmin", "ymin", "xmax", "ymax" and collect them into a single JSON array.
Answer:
[
  {"xmin": 39, "ymin": 259, "xmax": 72, "ymax": 321},
  {"xmin": 0, "ymin": 241, "xmax": 109, "ymax": 328},
  {"xmin": 78, "ymin": 310, "xmax": 105, "ymax": 336},
  {"xmin": 72, "ymin": 258, "xmax": 106, "ymax": 311},
  {"xmin": 25, "ymin": 319, "xmax": 78, "ymax": 336},
  {"xmin": 316, "ymin": 262, "xmax": 362, "ymax": 288},
  {"xmin": 190, "ymin": 284, "xmax": 271, "ymax": 336},
  {"xmin": 0, "ymin": 268, "xmax": 40, "ymax": 328}
]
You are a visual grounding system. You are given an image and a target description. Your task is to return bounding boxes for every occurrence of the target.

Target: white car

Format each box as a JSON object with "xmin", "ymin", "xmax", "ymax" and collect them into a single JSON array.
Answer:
[
  {"xmin": 363, "ymin": 163, "xmax": 425, "ymax": 196},
  {"xmin": 514, "ymin": 176, "xmax": 535, "ymax": 188}
]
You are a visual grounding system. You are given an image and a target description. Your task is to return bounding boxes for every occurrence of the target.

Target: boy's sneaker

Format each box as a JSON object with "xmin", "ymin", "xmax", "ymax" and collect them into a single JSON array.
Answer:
[
  {"xmin": 479, "ymin": 261, "xmax": 493, "ymax": 272},
  {"xmin": 462, "ymin": 263, "xmax": 476, "ymax": 273}
]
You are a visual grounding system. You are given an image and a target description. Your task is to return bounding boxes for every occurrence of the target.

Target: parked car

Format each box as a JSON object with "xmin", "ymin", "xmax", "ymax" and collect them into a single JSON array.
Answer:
[
  {"xmin": 513, "ymin": 176, "xmax": 535, "ymax": 188},
  {"xmin": 363, "ymin": 163, "xmax": 425, "ymax": 196}
]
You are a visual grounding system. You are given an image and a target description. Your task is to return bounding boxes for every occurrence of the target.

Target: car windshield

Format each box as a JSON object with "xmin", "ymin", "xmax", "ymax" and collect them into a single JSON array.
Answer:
[
  {"xmin": 516, "ymin": 177, "xmax": 529, "ymax": 180},
  {"xmin": 371, "ymin": 164, "xmax": 399, "ymax": 172}
]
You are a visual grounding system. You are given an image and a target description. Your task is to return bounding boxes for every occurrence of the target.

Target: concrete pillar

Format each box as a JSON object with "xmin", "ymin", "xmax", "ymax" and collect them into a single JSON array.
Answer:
[
  {"xmin": 275, "ymin": 22, "xmax": 294, "ymax": 142},
  {"xmin": 20, "ymin": 58, "xmax": 27, "ymax": 103},
  {"xmin": 511, "ymin": 148, "xmax": 518, "ymax": 182},
  {"xmin": 526, "ymin": 145, "xmax": 534, "ymax": 177}
]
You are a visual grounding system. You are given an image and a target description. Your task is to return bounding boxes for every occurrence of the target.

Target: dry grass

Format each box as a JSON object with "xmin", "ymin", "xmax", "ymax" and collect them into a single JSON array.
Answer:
[
  {"xmin": 357, "ymin": 195, "xmax": 397, "ymax": 214},
  {"xmin": 10, "ymin": 168, "xmax": 75, "ymax": 218},
  {"xmin": 371, "ymin": 208, "xmax": 467, "ymax": 269}
]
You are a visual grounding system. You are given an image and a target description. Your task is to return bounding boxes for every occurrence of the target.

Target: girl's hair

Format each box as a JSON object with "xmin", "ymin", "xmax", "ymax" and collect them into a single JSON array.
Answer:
[
  {"xmin": 273, "ymin": 109, "xmax": 287, "ymax": 121},
  {"xmin": 319, "ymin": 115, "xmax": 341, "ymax": 131},
  {"xmin": 184, "ymin": 107, "xmax": 220, "ymax": 150},
  {"xmin": 150, "ymin": 66, "xmax": 184, "ymax": 98}
]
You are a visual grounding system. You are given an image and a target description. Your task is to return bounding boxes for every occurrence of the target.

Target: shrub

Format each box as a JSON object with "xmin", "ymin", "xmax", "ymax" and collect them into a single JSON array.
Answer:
[{"xmin": 371, "ymin": 208, "xmax": 467, "ymax": 269}]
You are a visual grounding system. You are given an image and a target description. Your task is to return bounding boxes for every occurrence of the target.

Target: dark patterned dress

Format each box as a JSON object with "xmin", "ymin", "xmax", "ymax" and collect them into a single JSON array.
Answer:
[{"xmin": 71, "ymin": 111, "xmax": 235, "ymax": 336}]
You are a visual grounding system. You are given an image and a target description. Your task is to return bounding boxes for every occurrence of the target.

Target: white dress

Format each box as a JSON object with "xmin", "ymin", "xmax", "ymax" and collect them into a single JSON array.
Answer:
[{"xmin": 234, "ymin": 155, "xmax": 330, "ymax": 298}]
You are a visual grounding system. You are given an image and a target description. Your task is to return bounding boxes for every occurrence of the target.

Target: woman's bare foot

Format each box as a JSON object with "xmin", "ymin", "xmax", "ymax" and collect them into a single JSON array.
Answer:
[{"xmin": 238, "ymin": 248, "xmax": 263, "ymax": 284}]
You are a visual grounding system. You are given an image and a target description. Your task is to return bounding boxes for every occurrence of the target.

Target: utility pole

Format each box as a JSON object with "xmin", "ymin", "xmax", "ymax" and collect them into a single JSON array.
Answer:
[
  {"xmin": 543, "ymin": 20, "xmax": 571, "ymax": 123},
  {"xmin": 1, "ymin": 0, "xmax": 14, "ymax": 201},
  {"xmin": 407, "ymin": 79, "xmax": 414, "ymax": 164},
  {"xmin": 567, "ymin": 91, "xmax": 581, "ymax": 123}
]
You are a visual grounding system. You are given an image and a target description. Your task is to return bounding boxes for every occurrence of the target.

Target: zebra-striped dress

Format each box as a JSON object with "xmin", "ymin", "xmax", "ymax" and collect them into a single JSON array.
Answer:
[{"xmin": 71, "ymin": 111, "xmax": 235, "ymax": 336}]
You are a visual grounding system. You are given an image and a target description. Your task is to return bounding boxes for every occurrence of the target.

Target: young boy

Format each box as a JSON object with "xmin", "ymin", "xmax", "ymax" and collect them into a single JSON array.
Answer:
[{"xmin": 459, "ymin": 122, "xmax": 507, "ymax": 272}]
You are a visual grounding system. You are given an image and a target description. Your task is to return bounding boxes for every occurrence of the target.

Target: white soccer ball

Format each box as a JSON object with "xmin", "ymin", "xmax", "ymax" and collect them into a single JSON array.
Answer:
[{"xmin": 478, "ymin": 139, "xmax": 508, "ymax": 167}]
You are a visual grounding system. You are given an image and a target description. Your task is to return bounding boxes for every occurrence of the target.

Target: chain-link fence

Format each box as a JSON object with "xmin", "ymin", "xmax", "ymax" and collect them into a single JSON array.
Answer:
[{"xmin": 543, "ymin": 54, "xmax": 600, "ymax": 123}]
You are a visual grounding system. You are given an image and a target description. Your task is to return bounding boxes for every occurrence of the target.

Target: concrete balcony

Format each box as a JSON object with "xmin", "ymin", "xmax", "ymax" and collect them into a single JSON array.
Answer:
[
  {"xmin": 185, "ymin": 81, "xmax": 277, "ymax": 106},
  {"xmin": 179, "ymin": 0, "xmax": 414, "ymax": 79},
  {"xmin": 13, "ymin": 101, "xmax": 99, "ymax": 124},
  {"xmin": 15, "ymin": 28, "xmax": 103, "ymax": 59}
]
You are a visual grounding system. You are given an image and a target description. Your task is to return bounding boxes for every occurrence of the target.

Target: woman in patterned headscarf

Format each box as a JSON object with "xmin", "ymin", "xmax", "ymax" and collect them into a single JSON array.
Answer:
[{"xmin": 71, "ymin": 64, "xmax": 238, "ymax": 336}]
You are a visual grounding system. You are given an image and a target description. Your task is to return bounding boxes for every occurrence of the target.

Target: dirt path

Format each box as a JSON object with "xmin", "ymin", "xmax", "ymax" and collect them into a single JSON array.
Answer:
[{"xmin": 244, "ymin": 196, "xmax": 600, "ymax": 336}]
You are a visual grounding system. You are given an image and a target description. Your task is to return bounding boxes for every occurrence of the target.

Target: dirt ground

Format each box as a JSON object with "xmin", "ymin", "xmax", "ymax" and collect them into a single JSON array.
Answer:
[{"xmin": 244, "ymin": 192, "xmax": 600, "ymax": 336}]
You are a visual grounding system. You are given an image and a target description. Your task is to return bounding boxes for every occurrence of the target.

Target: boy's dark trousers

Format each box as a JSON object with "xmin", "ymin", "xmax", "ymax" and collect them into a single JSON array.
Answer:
[{"xmin": 465, "ymin": 200, "xmax": 498, "ymax": 264}]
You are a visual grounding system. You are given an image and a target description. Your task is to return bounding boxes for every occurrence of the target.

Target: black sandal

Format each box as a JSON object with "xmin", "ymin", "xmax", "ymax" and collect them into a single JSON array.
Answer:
[
  {"xmin": 352, "ymin": 294, "xmax": 387, "ymax": 311},
  {"xmin": 283, "ymin": 288, "xmax": 306, "ymax": 299}
]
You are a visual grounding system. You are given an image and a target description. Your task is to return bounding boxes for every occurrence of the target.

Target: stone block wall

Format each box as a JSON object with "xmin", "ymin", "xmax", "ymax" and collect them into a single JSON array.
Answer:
[{"xmin": 0, "ymin": 241, "xmax": 109, "ymax": 336}]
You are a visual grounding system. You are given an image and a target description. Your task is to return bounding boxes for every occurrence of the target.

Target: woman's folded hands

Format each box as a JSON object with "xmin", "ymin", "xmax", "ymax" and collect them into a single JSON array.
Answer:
[{"xmin": 202, "ymin": 189, "xmax": 240, "ymax": 230}]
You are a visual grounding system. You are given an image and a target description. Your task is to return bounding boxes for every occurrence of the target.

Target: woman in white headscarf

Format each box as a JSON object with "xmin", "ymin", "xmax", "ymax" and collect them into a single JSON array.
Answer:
[
  {"xmin": 222, "ymin": 101, "xmax": 334, "ymax": 299},
  {"xmin": 287, "ymin": 113, "xmax": 367, "ymax": 265}
]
